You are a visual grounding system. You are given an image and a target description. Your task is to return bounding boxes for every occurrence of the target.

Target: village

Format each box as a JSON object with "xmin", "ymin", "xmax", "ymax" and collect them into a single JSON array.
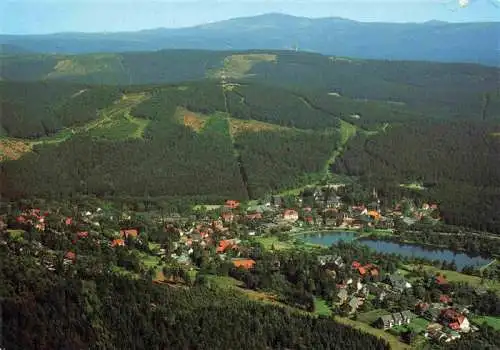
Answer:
[{"xmin": 2, "ymin": 183, "xmax": 499, "ymax": 348}]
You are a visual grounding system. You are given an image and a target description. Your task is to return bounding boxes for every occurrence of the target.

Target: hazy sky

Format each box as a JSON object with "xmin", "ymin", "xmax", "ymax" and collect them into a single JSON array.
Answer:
[{"xmin": 2, "ymin": 0, "xmax": 499, "ymax": 34}]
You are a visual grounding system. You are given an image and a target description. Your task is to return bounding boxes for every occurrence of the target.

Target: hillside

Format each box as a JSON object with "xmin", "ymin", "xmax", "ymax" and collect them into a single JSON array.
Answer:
[
  {"xmin": 1, "ymin": 50, "xmax": 498, "ymax": 122},
  {"xmin": 1, "ymin": 52, "xmax": 499, "ymax": 233},
  {"xmin": 333, "ymin": 121, "xmax": 500, "ymax": 233},
  {"xmin": 0, "ymin": 80, "xmax": 346, "ymax": 202},
  {"xmin": 0, "ymin": 14, "xmax": 498, "ymax": 66}
]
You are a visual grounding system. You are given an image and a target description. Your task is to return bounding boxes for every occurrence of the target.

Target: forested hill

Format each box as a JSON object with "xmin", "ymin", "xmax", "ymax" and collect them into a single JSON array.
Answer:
[
  {"xmin": 0, "ymin": 13, "xmax": 498, "ymax": 66},
  {"xmin": 2, "ymin": 50, "xmax": 499, "ymax": 121},
  {"xmin": 1, "ymin": 240, "xmax": 390, "ymax": 350}
]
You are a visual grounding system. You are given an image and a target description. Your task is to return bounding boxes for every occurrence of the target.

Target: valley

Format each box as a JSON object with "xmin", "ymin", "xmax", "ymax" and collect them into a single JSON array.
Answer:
[{"xmin": 1, "ymin": 46, "xmax": 499, "ymax": 350}]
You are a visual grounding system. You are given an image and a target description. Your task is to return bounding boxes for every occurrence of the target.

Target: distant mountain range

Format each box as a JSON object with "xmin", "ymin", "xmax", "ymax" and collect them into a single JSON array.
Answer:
[{"xmin": 1, "ymin": 13, "xmax": 498, "ymax": 66}]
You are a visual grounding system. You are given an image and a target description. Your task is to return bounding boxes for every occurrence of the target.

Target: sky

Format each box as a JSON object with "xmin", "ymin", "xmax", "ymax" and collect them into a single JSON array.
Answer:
[{"xmin": 1, "ymin": 0, "xmax": 499, "ymax": 34}]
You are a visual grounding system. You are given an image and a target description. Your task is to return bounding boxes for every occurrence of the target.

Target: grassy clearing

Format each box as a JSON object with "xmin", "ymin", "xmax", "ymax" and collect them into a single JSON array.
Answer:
[
  {"xmin": 357, "ymin": 309, "xmax": 388, "ymax": 325},
  {"xmin": 17, "ymin": 92, "xmax": 150, "ymax": 149},
  {"xmin": 408, "ymin": 317, "xmax": 430, "ymax": 333},
  {"xmin": 0, "ymin": 138, "xmax": 32, "ymax": 161},
  {"xmin": 401, "ymin": 264, "xmax": 500, "ymax": 294},
  {"xmin": 86, "ymin": 92, "xmax": 150, "ymax": 139},
  {"xmin": 47, "ymin": 54, "xmax": 122, "ymax": 78},
  {"xmin": 89, "ymin": 118, "xmax": 139, "ymax": 139},
  {"xmin": 229, "ymin": 118, "xmax": 287, "ymax": 137},
  {"xmin": 399, "ymin": 183, "xmax": 426, "ymax": 191},
  {"xmin": 339, "ymin": 120, "xmax": 358, "ymax": 145},
  {"xmin": 314, "ymin": 297, "xmax": 332, "ymax": 316},
  {"xmin": 254, "ymin": 236, "xmax": 293, "ymax": 250},
  {"xmin": 7, "ymin": 229, "xmax": 25, "ymax": 239},
  {"xmin": 175, "ymin": 107, "xmax": 208, "ymax": 132},
  {"xmin": 209, "ymin": 54, "xmax": 277, "ymax": 79},
  {"xmin": 472, "ymin": 316, "xmax": 500, "ymax": 331},
  {"xmin": 334, "ymin": 316, "xmax": 410, "ymax": 350},
  {"xmin": 202, "ymin": 113, "xmax": 231, "ymax": 136}
]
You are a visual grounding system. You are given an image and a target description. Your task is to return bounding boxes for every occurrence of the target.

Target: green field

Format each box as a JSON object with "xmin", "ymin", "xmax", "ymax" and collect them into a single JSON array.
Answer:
[
  {"xmin": 314, "ymin": 297, "xmax": 332, "ymax": 317},
  {"xmin": 402, "ymin": 264, "xmax": 500, "ymax": 294},
  {"xmin": 333, "ymin": 316, "xmax": 411, "ymax": 350},
  {"xmin": 472, "ymin": 316, "xmax": 500, "ymax": 331},
  {"xmin": 208, "ymin": 53, "xmax": 277, "ymax": 80},
  {"xmin": 408, "ymin": 317, "xmax": 430, "ymax": 333},
  {"xmin": 254, "ymin": 236, "xmax": 294, "ymax": 250},
  {"xmin": 357, "ymin": 309, "xmax": 389, "ymax": 325}
]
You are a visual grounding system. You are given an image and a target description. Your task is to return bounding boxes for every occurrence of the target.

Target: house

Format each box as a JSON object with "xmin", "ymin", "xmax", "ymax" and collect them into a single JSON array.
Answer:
[
  {"xmin": 367, "ymin": 210, "xmax": 381, "ymax": 221},
  {"xmin": 440, "ymin": 308, "xmax": 470, "ymax": 332},
  {"xmin": 216, "ymin": 239, "xmax": 237, "ymax": 253},
  {"xmin": 111, "ymin": 239, "xmax": 125, "ymax": 247},
  {"xmin": 439, "ymin": 294, "xmax": 452, "ymax": 304},
  {"xmin": 334, "ymin": 256, "xmax": 345, "ymax": 268},
  {"xmin": 221, "ymin": 212, "xmax": 235, "ymax": 223},
  {"xmin": 434, "ymin": 275, "xmax": 448, "ymax": 286},
  {"xmin": 424, "ymin": 304, "xmax": 443, "ymax": 321},
  {"xmin": 318, "ymin": 255, "xmax": 336, "ymax": 266},
  {"xmin": 283, "ymin": 209, "xmax": 299, "ymax": 222},
  {"xmin": 337, "ymin": 289, "xmax": 349, "ymax": 303},
  {"xmin": 77, "ymin": 231, "xmax": 89, "ymax": 239},
  {"xmin": 231, "ymin": 258, "xmax": 255, "ymax": 270},
  {"xmin": 348, "ymin": 297, "xmax": 362, "ymax": 313},
  {"xmin": 415, "ymin": 302, "xmax": 430, "ymax": 316},
  {"xmin": 65, "ymin": 217, "xmax": 73, "ymax": 225},
  {"xmin": 392, "ymin": 312, "xmax": 404, "ymax": 326},
  {"xmin": 120, "ymin": 228, "xmax": 139, "ymax": 238},
  {"xmin": 64, "ymin": 251, "xmax": 76, "ymax": 264},
  {"xmin": 401, "ymin": 310, "xmax": 414, "ymax": 323},
  {"xmin": 326, "ymin": 196, "xmax": 342, "ymax": 208},
  {"xmin": 351, "ymin": 205, "xmax": 367, "ymax": 215},
  {"xmin": 376, "ymin": 311, "xmax": 414, "ymax": 329},
  {"xmin": 377, "ymin": 315, "xmax": 395, "ymax": 329},
  {"xmin": 225, "ymin": 200, "xmax": 240, "ymax": 209},
  {"xmin": 386, "ymin": 273, "xmax": 412, "ymax": 292},
  {"xmin": 272, "ymin": 195, "xmax": 283, "ymax": 207}
]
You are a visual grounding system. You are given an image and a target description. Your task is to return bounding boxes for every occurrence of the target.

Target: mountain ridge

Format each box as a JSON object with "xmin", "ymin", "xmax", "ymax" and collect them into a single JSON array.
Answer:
[{"xmin": 1, "ymin": 13, "xmax": 498, "ymax": 66}]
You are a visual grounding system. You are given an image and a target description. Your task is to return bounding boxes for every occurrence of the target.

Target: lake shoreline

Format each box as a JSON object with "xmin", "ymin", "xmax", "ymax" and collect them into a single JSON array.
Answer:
[{"xmin": 294, "ymin": 229, "xmax": 493, "ymax": 270}]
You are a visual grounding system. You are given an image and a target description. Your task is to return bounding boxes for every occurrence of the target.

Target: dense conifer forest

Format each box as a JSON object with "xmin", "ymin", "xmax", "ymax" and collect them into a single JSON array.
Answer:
[
  {"xmin": 333, "ymin": 121, "xmax": 500, "ymax": 233},
  {"xmin": 1, "ymin": 241, "xmax": 390, "ymax": 350}
]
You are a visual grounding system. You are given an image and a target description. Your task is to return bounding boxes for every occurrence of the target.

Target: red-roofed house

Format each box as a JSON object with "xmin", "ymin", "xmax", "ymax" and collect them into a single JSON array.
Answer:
[
  {"xmin": 64, "ymin": 251, "xmax": 76, "ymax": 263},
  {"xmin": 352, "ymin": 261, "xmax": 361, "ymax": 269},
  {"xmin": 358, "ymin": 267, "xmax": 367, "ymax": 275},
  {"xmin": 304, "ymin": 216, "xmax": 314, "ymax": 224},
  {"xmin": 283, "ymin": 209, "xmax": 299, "ymax": 222},
  {"xmin": 225, "ymin": 200, "xmax": 240, "ymax": 209},
  {"xmin": 77, "ymin": 231, "xmax": 89, "ymax": 239},
  {"xmin": 435, "ymin": 275, "xmax": 448, "ymax": 286},
  {"xmin": 111, "ymin": 239, "xmax": 125, "ymax": 247},
  {"xmin": 65, "ymin": 217, "xmax": 73, "ymax": 225},
  {"xmin": 232, "ymin": 258, "xmax": 255, "ymax": 270},
  {"xmin": 120, "ymin": 228, "xmax": 139, "ymax": 238},
  {"xmin": 16, "ymin": 216, "xmax": 26, "ymax": 224},
  {"xmin": 440, "ymin": 308, "xmax": 470, "ymax": 332},
  {"xmin": 216, "ymin": 239, "xmax": 235, "ymax": 253}
]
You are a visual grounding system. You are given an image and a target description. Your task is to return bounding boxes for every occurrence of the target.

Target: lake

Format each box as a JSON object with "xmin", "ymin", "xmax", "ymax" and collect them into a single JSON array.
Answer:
[{"xmin": 299, "ymin": 231, "xmax": 492, "ymax": 270}]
